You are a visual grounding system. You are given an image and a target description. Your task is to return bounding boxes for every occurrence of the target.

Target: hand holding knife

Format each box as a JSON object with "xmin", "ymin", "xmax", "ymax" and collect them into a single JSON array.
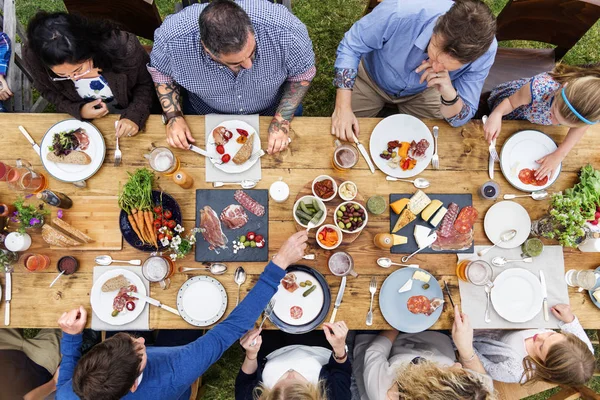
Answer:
[{"xmin": 351, "ymin": 133, "xmax": 375, "ymax": 174}]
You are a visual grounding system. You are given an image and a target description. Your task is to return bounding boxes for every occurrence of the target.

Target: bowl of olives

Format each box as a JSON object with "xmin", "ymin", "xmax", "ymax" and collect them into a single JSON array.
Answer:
[{"xmin": 334, "ymin": 201, "xmax": 368, "ymax": 234}]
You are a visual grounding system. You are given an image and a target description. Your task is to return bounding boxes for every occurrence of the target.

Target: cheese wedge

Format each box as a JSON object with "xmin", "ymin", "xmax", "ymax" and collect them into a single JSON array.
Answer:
[
  {"xmin": 412, "ymin": 270, "xmax": 431, "ymax": 283},
  {"xmin": 421, "ymin": 200, "xmax": 443, "ymax": 221},
  {"xmin": 392, "ymin": 209, "xmax": 416, "ymax": 233},
  {"xmin": 594, "ymin": 289, "xmax": 600, "ymax": 303},
  {"xmin": 392, "ymin": 234, "xmax": 408, "ymax": 245},
  {"xmin": 408, "ymin": 190, "xmax": 431, "ymax": 215},
  {"xmin": 414, "ymin": 225, "xmax": 432, "ymax": 248},
  {"xmin": 429, "ymin": 206, "xmax": 448, "ymax": 227},
  {"xmin": 390, "ymin": 198, "xmax": 409, "ymax": 214}
]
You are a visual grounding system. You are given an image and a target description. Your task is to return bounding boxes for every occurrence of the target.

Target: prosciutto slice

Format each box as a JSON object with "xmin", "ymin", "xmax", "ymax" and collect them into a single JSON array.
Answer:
[
  {"xmin": 199, "ymin": 206, "xmax": 228, "ymax": 250},
  {"xmin": 220, "ymin": 204, "xmax": 248, "ymax": 229},
  {"xmin": 73, "ymin": 128, "xmax": 90, "ymax": 150}
]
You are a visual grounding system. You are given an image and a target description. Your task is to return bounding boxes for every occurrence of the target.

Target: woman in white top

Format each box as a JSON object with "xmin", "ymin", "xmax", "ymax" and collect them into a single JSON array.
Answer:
[
  {"xmin": 354, "ymin": 306, "xmax": 494, "ymax": 400},
  {"xmin": 473, "ymin": 303, "xmax": 595, "ymax": 386}
]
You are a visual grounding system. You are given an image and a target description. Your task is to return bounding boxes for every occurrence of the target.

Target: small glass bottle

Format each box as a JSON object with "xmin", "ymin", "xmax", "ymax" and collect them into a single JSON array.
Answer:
[{"xmin": 36, "ymin": 190, "xmax": 73, "ymax": 209}]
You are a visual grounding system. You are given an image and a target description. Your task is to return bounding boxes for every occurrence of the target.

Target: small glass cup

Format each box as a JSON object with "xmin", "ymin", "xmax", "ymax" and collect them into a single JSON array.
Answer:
[
  {"xmin": 142, "ymin": 255, "xmax": 174, "ymax": 289},
  {"xmin": 328, "ymin": 251, "xmax": 358, "ymax": 277},
  {"xmin": 144, "ymin": 146, "xmax": 180, "ymax": 176},
  {"xmin": 565, "ymin": 269, "xmax": 598, "ymax": 291},
  {"xmin": 21, "ymin": 253, "xmax": 50, "ymax": 272},
  {"xmin": 457, "ymin": 259, "xmax": 493, "ymax": 285},
  {"xmin": 332, "ymin": 140, "xmax": 359, "ymax": 171}
]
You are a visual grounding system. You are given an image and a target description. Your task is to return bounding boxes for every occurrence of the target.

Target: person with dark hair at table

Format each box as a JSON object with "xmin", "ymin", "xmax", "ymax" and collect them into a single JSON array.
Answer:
[
  {"xmin": 55, "ymin": 231, "xmax": 308, "ymax": 400},
  {"xmin": 23, "ymin": 11, "xmax": 156, "ymax": 138},
  {"xmin": 149, "ymin": 0, "xmax": 315, "ymax": 154}
]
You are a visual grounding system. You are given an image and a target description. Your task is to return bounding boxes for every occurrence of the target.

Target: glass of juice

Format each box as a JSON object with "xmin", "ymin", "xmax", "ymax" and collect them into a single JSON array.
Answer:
[
  {"xmin": 328, "ymin": 251, "xmax": 358, "ymax": 277},
  {"xmin": 457, "ymin": 260, "xmax": 493, "ymax": 285},
  {"xmin": 21, "ymin": 253, "xmax": 50, "ymax": 272},
  {"xmin": 0, "ymin": 161, "xmax": 13, "ymax": 181},
  {"xmin": 332, "ymin": 141, "xmax": 359, "ymax": 171},
  {"xmin": 7, "ymin": 159, "xmax": 48, "ymax": 193},
  {"xmin": 145, "ymin": 147, "xmax": 180, "ymax": 176},
  {"xmin": 142, "ymin": 255, "xmax": 174, "ymax": 289}
]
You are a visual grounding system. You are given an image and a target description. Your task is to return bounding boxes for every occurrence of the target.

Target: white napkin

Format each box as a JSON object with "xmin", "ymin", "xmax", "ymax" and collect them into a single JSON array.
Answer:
[
  {"xmin": 457, "ymin": 245, "xmax": 568, "ymax": 329},
  {"xmin": 91, "ymin": 265, "xmax": 150, "ymax": 331},
  {"xmin": 204, "ymin": 114, "xmax": 262, "ymax": 183}
]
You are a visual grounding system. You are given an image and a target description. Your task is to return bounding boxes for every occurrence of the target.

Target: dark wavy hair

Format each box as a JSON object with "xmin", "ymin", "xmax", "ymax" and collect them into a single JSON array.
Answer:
[{"xmin": 26, "ymin": 11, "xmax": 124, "ymax": 72}]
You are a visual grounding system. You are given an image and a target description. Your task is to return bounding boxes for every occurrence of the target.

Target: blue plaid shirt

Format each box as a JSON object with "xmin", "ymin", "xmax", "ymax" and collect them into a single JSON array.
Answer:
[
  {"xmin": 0, "ymin": 32, "xmax": 11, "ymax": 76},
  {"xmin": 149, "ymin": 1, "xmax": 315, "ymax": 116}
]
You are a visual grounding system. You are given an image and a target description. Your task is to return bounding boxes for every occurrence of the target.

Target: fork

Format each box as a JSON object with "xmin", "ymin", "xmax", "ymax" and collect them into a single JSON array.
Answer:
[
  {"xmin": 114, "ymin": 121, "xmax": 122, "ymax": 166},
  {"xmin": 431, "ymin": 125, "xmax": 439, "ymax": 170},
  {"xmin": 366, "ymin": 277, "xmax": 377, "ymax": 326},
  {"xmin": 251, "ymin": 298, "xmax": 276, "ymax": 346},
  {"xmin": 482, "ymin": 116, "xmax": 499, "ymax": 162}
]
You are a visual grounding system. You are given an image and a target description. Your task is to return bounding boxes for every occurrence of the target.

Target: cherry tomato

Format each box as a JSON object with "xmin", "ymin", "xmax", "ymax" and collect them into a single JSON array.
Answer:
[
  {"xmin": 158, "ymin": 233, "xmax": 165, "ymax": 240},
  {"xmin": 162, "ymin": 219, "xmax": 169, "ymax": 226},
  {"xmin": 126, "ymin": 301, "xmax": 136, "ymax": 311},
  {"xmin": 216, "ymin": 145, "xmax": 225, "ymax": 155},
  {"xmin": 255, "ymin": 234, "xmax": 264, "ymax": 242},
  {"xmin": 222, "ymin": 154, "xmax": 231, "ymax": 163},
  {"xmin": 247, "ymin": 232, "xmax": 256, "ymax": 241},
  {"xmin": 223, "ymin": 130, "xmax": 233, "ymax": 140},
  {"xmin": 153, "ymin": 206, "xmax": 162, "ymax": 214},
  {"xmin": 166, "ymin": 234, "xmax": 173, "ymax": 241},
  {"xmin": 167, "ymin": 220, "xmax": 176, "ymax": 229},
  {"xmin": 154, "ymin": 221, "xmax": 162, "ymax": 230},
  {"xmin": 236, "ymin": 128, "xmax": 249, "ymax": 137},
  {"xmin": 163, "ymin": 210, "xmax": 173, "ymax": 219}
]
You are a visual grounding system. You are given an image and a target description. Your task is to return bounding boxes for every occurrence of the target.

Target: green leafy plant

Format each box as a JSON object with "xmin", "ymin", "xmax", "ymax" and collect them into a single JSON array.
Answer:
[
  {"xmin": 12, "ymin": 197, "xmax": 49, "ymax": 233},
  {"xmin": 0, "ymin": 250, "xmax": 18, "ymax": 272}
]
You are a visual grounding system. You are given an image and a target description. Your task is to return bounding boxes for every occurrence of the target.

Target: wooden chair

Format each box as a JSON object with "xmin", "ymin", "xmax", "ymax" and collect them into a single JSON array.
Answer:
[
  {"xmin": 62, "ymin": 0, "xmax": 162, "ymax": 41},
  {"xmin": 175, "ymin": 0, "xmax": 292, "ymax": 13}
]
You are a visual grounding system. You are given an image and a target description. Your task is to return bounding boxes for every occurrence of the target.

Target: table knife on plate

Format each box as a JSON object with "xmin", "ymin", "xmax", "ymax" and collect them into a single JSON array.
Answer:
[
  {"xmin": 4, "ymin": 272, "xmax": 11, "ymax": 326},
  {"xmin": 329, "ymin": 276, "xmax": 347, "ymax": 323},
  {"xmin": 539, "ymin": 271, "xmax": 549, "ymax": 321},
  {"xmin": 351, "ymin": 133, "xmax": 375, "ymax": 174},
  {"xmin": 128, "ymin": 292, "xmax": 180, "ymax": 316},
  {"xmin": 18, "ymin": 126, "xmax": 41, "ymax": 157}
]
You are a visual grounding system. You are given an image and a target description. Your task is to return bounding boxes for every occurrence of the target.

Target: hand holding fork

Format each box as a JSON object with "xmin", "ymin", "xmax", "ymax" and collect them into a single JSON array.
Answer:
[{"xmin": 251, "ymin": 298, "xmax": 275, "ymax": 346}]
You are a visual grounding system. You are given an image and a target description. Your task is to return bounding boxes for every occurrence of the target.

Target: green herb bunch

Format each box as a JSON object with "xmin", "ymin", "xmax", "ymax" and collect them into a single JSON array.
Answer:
[{"xmin": 12, "ymin": 196, "xmax": 50, "ymax": 233}]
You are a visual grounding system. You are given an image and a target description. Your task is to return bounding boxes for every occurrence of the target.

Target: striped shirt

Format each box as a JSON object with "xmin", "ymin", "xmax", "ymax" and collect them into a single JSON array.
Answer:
[{"xmin": 0, "ymin": 33, "xmax": 11, "ymax": 76}]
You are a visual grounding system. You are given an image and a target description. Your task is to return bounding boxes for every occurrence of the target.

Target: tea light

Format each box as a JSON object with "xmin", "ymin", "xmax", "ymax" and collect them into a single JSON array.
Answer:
[
  {"xmin": 480, "ymin": 181, "xmax": 500, "ymax": 200},
  {"xmin": 269, "ymin": 180, "xmax": 290, "ymax": 203},
  {"xmin": 5, "ymin": 232, "xmax": 32, "ymax": 252}
]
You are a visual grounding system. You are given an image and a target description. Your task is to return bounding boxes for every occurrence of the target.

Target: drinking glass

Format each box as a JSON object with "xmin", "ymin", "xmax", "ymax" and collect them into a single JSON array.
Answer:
[
  {"xmin": 144, "ymin": 146, "xmax": 180, "ymax": 176},
  {"xmin": 332, "ymin": 140, "xmax": 359, "ymax": 171},
  {"xmin": 142, "ymin": 255, "xmax": 174, "ymax": 289},
  {"xmin": 7, "ymin": 159, "xmax": 48, "ymax": 193},
  {"xmin": 0, "ymin": 161, "xmax": 13, "ymax": 181},
  {"xmin": 328, "ymin": 251, "xmax": 358, "ymax": 277},
  {"xmin": 21, "ymin": 253, "xmax": 50, "ymax": 272},
  {"xmin": 565, "ymin": 269, "xmax": 598, "ymax": 291},
  {"xmin": 457, "ymin": 260, "xmax": 493, "ymax": 285}
]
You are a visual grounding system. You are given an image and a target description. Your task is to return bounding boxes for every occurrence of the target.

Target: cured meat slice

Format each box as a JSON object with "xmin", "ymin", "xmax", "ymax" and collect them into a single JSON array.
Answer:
[
  {"xmin": 427, "ymin": 298, "xmax": 444, "ymax": 316},
  {"xmin": 453, "ymin": 206, "xmax": 478, "ymax": 234},
  {"xmin": 212, "ymin": 126, "xmax": 229, "ymax": 146},
  {"xmin": 438, "ymin": 203, "xmax": 459, "ymax": 238},
  {"xmin": 533, "ymin": 175, "xmax": 549, "ymax": 186},
  {"xmin": 220, "ymin": 204, "xmax": 248, "ymax": 229},
  {"xmin": 407, "ymin": 295, "xmax": 431, "ymax": 315},
  {"xmin": 113, "ymin": 295, "xmax": 127, "ymax": 312},
  {"xmin": 290, "ymin": 306, "xmax": 303, "ymax": 319},
  {"xmin": 408, "ymin": 139, "xmax": 430, "ymax": 159},
  {"xmin": 431, "ymin": 230, "xmax": 473, "ymax": 251},
  {"xmin": 234, "ymin": 190, "xmax": 265, "ymax": 217},
  {"xmin": 518, "ymin": 168, "xmax": 535, "ymax": 185},
  {"xmin": 199, "ymin": 206, "xmax": 228, "ymax": 250},
  {"xmin": 281, "ymin": 273, "xmax": 299, "ymax": 293},
  {"xmin": 73, "ymin": 128, "xmax": 90, "ymax": 150}
]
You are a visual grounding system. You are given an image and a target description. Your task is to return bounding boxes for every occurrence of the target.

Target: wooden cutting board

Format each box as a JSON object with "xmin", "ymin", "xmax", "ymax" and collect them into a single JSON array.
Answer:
[{"xmin": 50, "ymin": 196, "xmax": 122, "ymax": 251}]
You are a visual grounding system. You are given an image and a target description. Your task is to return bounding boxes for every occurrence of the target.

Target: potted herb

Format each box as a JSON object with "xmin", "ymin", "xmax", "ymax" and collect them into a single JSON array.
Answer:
[
  {"xmin": 0, "ymin": 249, "xmax": 17, "ymax": 271},
  {"xmin": 12, "ymin": 196, "xmax": 49, "ymax": 233}
]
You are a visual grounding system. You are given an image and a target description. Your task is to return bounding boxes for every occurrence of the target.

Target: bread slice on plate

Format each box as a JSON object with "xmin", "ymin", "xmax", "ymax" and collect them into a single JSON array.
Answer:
[
  {"xmin": 232, "ymin": 133, "xmax": 255, "ymax": 165},
  {"xmin": 53, "ymin": 218, "xmax": 94, "ymax": 243},
  {"xmin": 42, "ymin": 225, "xmax": 81, "ymax": 247},
  {"xmin": 47, "ymin": 151, "xmax": 91, "ymax": 165},
  {"xmin": 102, "ymin": 275, "xmax": 130, "ymax": 292}
]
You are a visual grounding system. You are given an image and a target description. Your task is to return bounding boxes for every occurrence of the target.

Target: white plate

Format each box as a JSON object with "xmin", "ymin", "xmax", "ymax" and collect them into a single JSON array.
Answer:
[
  {"xmin": 206, "ymin": 120, "xmax": 261, "ymax": 174},
  {"xmin": 491, "ymin": 268, "xmax": 543, "ymax": 323},
  {"xmin": 369, "ymin": 114, "xmax": 433, "ymax": 178},
  {"xmin": 483, "ymin": 201, "xmax": 531, "ymax": 248},
  {"xmin": 90, "ymin": 269, "xmax": 147, "ymax": 326},
  {"xmin": 177, "ymin": 276, "xmax": 227, "ymax": 327},
  {"xmin": 40, "ymin": 119, "xmax": 106, "ymax": 183},
  {"xmin": 500, "ymin": 130, "xmax": 560, "ymax": 192},
  {"xmin": 272, "ymin": 271, "xmax": 325, "ymax": 326}
]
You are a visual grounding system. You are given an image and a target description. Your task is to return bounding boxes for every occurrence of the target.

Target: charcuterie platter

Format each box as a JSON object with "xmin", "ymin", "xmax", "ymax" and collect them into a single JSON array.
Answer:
[{"xmin": 195, "ymin": 189, "xmax": 269, "ymax": 262}]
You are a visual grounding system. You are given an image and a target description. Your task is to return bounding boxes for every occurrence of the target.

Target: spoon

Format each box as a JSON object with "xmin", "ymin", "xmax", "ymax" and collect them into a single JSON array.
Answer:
[
  {"xmin": 477, "ymin": 229, "xmax": 517, "ymax": 256},
  {"xmin": 213, "ymin": 180, "xmax": 257, "ymax": 189},
  {"xmin": 386, "ymin": 176, "xmax": 430, "ymax": 189},
  {"xmin": 377, "ymin": 257, "xmax": 419, "ymax": 269},
  {"xmin": 234, "ymin": 266, "xmax": 246, "ymax": 306},
  {"xmin": 491, "ymin": 256, "xmax": 533, "ymax": 267},
  {"xmin": 178, "ymin": 263, "xmax": 227, "ymax": 275},
  {"xmin": 49, "ymin": 271, "xmax": 65, "ymax": 288},
  {"xmin": 503, "ymin": 190, "xmax": 548, "ymax": 200},
  {"xmin": 95, "ymin": 255, "xmax": 142, "ymax": 266}
]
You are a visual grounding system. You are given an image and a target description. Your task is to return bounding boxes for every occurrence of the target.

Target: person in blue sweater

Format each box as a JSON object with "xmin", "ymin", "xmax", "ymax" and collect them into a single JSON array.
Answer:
[{"xmin": 56, "ymin": 230, "xmax": 308, "ymax": 400}]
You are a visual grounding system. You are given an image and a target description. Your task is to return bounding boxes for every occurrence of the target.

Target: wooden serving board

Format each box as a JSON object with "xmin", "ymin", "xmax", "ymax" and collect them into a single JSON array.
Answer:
[
  {"xmin": 294, "ymin": 177, "xmax": 366, "ymax": 244},
  {"xmin": 50, "ymin": 196, "xmax": 122, "ymax": 251}
]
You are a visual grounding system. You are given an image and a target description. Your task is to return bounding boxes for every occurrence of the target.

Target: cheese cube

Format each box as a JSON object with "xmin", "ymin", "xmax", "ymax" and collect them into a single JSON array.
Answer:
[
  {"xmin": 421, "ymin": 200, "xmax": 443, "ymax": 221},
  {"xmin": 390, "ymin": 198, "xmax": 409, "ymax": 214},
  {"xmin": 392, "ymin": 234, "xmax": 408, "ymax": 246},
  {"xmin": 412, "ymin": 270, "xmax": 431, "ymax": 283},
  {"xmin": 408, "ymin": 190, "xmax": 431, "ymax": 215},
  {"xmin": 392, "ymin": 209, "xmax": 416, "ymax": 233},
  {"xmin": 429, "ymin": 206, "xmax": 448, "ymax": 227},
  {"xmin": 594, "ymin": 289, "xmax": 600, "ymax": 303},
  {"xmin": 414, "ymin": 225, "xmax": 432, "ymax": 248}
]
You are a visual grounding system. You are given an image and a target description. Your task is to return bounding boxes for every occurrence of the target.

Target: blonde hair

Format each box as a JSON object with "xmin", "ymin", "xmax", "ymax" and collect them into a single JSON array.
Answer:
[
  {"xmin": 392, "ymin": 360, "xmax": 495, "ymax": 400},
  {"xmin": 254, "ymin": 381, "xmax": 328, "ymax": 400},
  {"xmin": 549, "ymin": 63, "xmax": 600, "ymax": 125},
  {"xmin": 521, "ymin": 332, "xmax": 596, "ymax": 386}
]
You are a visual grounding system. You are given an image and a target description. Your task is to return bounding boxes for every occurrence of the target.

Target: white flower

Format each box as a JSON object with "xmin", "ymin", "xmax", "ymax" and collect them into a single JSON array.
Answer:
[
  {"xmin": 189, "ymin": 235, "xmax": 197, "ymax": 244},
  {"xmin": 159, "ymin": 226, "xmax": 167, "ymax": 234},
  {"xmin": 174, "ymin": 224, "xmax": 184, "ymax": 233},
  {"xmin": 160, "ymin": 237, "xmax": 170, "ymax": 246},
  {"xmin": 170, "ymin": 241, "xmax": 178, "ymax": 249},
  {"xmin": 171, "ymin": 235, "xmax": 182, "ymax": 246},
  {"xmin": 169, "ymin": 253, "xmax": 178, "ymax": 261}
]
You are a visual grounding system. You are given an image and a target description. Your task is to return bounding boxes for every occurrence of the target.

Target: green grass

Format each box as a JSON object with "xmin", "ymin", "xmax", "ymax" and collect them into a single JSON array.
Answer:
[{"xmin": 14, "ymin": 0, "xmax": 600, "ymax": 398}]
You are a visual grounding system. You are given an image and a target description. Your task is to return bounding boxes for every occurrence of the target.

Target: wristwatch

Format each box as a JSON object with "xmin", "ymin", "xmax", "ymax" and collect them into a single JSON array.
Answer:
[
  {"xmin": 333, "ymin": 344, "xmax": 348, "ymax": 361},
  {"xmin": 162, "ymin": 111, "xmax": 183, "ymax": 125}
]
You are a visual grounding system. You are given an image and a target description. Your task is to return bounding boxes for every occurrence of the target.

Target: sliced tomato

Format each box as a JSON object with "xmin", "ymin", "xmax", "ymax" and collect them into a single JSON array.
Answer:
[
  {"xmin": 216, "ymin": 145, "xmax": 225, "ymax": 155},
  {"xmin": 163, "ymin": 210, "xmax": 173, "ymax": 219},
  {"xmin": 236, "ymin": 128, "xmax": 249, "ymax": 137},
  {"xmin": 153, "ymin": 206, "xmax": 162, "ymax": 214},
  {"xmin": 167, "ymin": 220, "xmax": 176, "ymax": 229},
  {"xmin": 256, "ymin": 239, "xmax": 265, "ymax": 248},
  {"xmin": 221, "ymin": 154, "xmax": 231, "ymax": 163}
]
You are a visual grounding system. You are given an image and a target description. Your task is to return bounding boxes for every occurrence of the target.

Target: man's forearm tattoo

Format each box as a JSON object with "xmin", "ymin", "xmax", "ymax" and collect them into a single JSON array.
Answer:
[
  {"xmin": 155, "ymin": 82, "xmax": 181, "ymax": 113},
  {"xmin": 276, "ymin": 80, "xmax": 311, "ymax": 121}
]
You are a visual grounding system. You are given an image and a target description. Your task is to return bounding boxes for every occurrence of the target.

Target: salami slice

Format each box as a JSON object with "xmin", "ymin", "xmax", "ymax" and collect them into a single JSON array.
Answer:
[
  {"xmin": 438, "ymin": 203, "xmax": 459, "ymax": 238},
  {"xmin": 518, "ymin": 168, "xmax": 535, "ymax": 185},
  {"xmin": 290, "ymin": 306, "xmax": 303, "ymax": 319},
  {"xmin": 407, "ymin": 295, "xmax": 431, "ymax": 315},
  {"xmin": 281, "ymin": 273, "xmax": 299, "ymax": 293},
  {"xmin": 234, "ymin": 190, "xmax": 265, "ymax": 217},
  {"xmin": 534, "ymin": 175, "xmax": 549, "ymax": 186},
  {"xmin": 453, "ymin": 206, "xmax": 478, "ymax": 234},
  {"xmin": 113, "ymin": 295, "xmax": 127, "ymax": 312}
]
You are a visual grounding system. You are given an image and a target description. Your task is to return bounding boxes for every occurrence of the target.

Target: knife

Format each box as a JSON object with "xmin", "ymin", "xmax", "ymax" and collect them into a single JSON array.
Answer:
[
  {"xmin": 329, "ymin": 276, "xmax": 347, "ymax": 323},
  {"xmin": 18, "ymin": 126, "xmax": 41, "ymax": 157},
  {"xmin": 401, "ymin": 232, "xmax": 438, "ymax": 263},
  {"xmin": 128, "ymin": 292, "xmax": 180, "ymax": 316},
  {"xmin": 4, "ymin": 272, "xmax": 11, "ymax": 326},
  {"xmin": 351, "ymin": 133, "xmax": 375, "ymax": 174},
  {"xmin": 481, "ymin": 116, "xmax": 494, "ymax": 180},
  {"xmin": 443, "ymin": 280, "xmax": 455, "ymax": 308},
  {"xmin": 539, "ymin": 271, "xmax": 549, "ymax": 321}
]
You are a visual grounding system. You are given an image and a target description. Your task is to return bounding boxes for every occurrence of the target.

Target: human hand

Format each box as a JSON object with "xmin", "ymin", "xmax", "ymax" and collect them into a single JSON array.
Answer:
[
  {"xmin": 416, "ymin": 60, "xmax": 455, "ymax": 100},
  {"xmin": 272, "ymin": 230, "xmax": 308, "ymax": 270},
  {"xmin": 0, "ymin": 75, "xmax": 13, "ymax": 101},
  {"xmin": 267, "ymin": 115, "xmax": 290, "ymax": 154},
  {"xmin": 115, "ymin": 118, "xmax": 139, "ymax": 138},
  {"xmin": 166, "ymin": 116, "xmax": 195, "ymax": 149},
  {"xmin": 331, "ymin": 105, "xmax": 359, "ymax": 142},
  {"xmin": 551, "ymin": 304, "xmax": 575, "ymax": 323},
  {"xmin": 323, "ymin": 321, "xmax": 348, "ymax": 357},
  {"xmin": 451, "ymin": 305, "xmax": 474, "ymax": 356},
  {"xmin": 484, "ymin": 112, "xmax": 503, "ymax": 143},
  {"xmin": 535, "ymin": 150, "xmax": 564, "ymax": 180},
  {"xmin": 239, "ymin": 328, "xmax": 262, "ymax": 358},
  {"xmin": 80, "ymin": 99, "xmax": 109, "ymax": 119},
  {"xmin": 58, "ymin": 306, "xmax": 87, "ymax": 335}
]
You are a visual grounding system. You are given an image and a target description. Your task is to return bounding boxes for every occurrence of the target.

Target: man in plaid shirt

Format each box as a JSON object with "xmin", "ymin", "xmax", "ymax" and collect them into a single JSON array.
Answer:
[
  {"xmin": 149, "ymin": 0, "xmax": 316, "ymax": 154},
  {"xmin": 0, "ymin": 32, "xmax": 13, "ymax": 111}
]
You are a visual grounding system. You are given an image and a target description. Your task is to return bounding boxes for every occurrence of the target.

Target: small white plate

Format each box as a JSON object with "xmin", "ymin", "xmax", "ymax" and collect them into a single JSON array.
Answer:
[
  {"xmin": 90, "ymin": 269, "xmax": 147, "ymax": 326},
  {"xmin": 500, "ymin": 130, "xmax": 560, "ymax": 192},
  {"xmin": 177, "ymin": 276, "xmax": 227, "ymax": 327},
  {"xmin": 491, "ymin": 268, "xmax": 543, "ymax": 323},
  {"xmin": 41, "ymin": 119, "xmax": 106, "ymax": 183},
  {"xmin": 206, "ymin": 120, "xmax": 261, "ymax": 174},
  {"xmin": 272, "ymin": 270, "xmax": 325, "ymax": 326},
  {"xmin": 369, "ymin": 114, "xmax": 433, "ymax": 178},
  {"xmin": 483, "ymin": 201, "xmax": 531, "ymax": 249}
]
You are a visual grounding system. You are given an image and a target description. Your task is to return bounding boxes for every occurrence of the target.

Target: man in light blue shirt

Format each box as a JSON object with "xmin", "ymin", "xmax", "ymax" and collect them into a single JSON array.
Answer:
[{"xmin": 331, "ymin": 0, "xmax": 497, "ymax": 141}]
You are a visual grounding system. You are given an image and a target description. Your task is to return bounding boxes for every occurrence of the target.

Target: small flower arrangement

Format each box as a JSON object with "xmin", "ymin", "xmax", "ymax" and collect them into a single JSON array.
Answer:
[
  {"xmin": 12, "ymin": 196, "xmax": 49, "ymax": 233},
  {"xmin": 158, "ymin": 224, "xmax": 200, "ymax": 261}
]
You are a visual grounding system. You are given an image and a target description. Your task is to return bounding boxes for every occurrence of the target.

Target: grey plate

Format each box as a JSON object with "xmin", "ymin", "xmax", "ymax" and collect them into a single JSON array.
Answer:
[
  {"xmin": 177, "ymin": 275, "xmax": 227, "ymax": 327},
  {"xmin": 379, "ymin": 267, "xmax": 443, "ymax": 333}
]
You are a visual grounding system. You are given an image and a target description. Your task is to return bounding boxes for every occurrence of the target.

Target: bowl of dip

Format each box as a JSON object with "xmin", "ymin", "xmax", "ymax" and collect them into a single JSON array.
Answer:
[{"xmin": 338, "ymin": 181, "xmax": 357, "ymax": 201}]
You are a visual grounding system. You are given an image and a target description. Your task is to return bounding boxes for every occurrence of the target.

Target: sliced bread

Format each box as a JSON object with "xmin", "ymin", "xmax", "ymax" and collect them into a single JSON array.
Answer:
[
  {"xmin": 47, "ymin": 151, "xmax": 91, "ymax": 165},
  {"xmin": 53, "ymin": 218, "xmax": 94, "ymax": 244},
  {"xmin": 232, "ymin": 133, "xmax": 254, "ymax": 165},
  {"xmin": 42, "ymin": 224, "xmax": 81, "ymax": 247},
  {"xmin": 101, "ymin": 275, "xmax": 130, "ymax": 292}
]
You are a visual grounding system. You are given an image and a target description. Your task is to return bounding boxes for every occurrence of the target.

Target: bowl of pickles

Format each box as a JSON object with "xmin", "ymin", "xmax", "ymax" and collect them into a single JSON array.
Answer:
[{"xmin": 293, "ymin": 195, "xmax": 327, "ymax": 228}]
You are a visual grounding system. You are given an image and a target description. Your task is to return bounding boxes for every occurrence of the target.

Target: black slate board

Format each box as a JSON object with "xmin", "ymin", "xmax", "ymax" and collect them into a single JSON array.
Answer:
[
  {"xmin": 195, "ymin": 189, "xmax": 269, "ymax": 262},
  {"xmin": 389, "ymin": 193, "xmax": 474, "ymax": 255}
]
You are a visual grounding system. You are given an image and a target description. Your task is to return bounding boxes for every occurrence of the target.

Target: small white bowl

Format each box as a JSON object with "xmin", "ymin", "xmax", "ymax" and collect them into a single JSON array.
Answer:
[
  {"xmin": 293, "ymin": 195, "xmax": 327, "ymax": 228},
  {"xmin": 334, "ymin": 201, "xmax": 368, "ymax": 234},
  {"xmin": 312, "ymin": 175, "xmax": 337, "ymax": 202},
  {"xmin": 338, "ymin": 181, "xmax": 358, "ymax": 201},
  {"xmin": 316, "ymin": 224, "xmax": 343, "ymax": 250}
]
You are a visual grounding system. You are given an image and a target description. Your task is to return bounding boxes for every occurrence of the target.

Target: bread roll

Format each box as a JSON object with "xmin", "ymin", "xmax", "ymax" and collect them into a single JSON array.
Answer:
[{"xmin": 47, "ymin": 151, "xmax": 91, "ymax": 165}]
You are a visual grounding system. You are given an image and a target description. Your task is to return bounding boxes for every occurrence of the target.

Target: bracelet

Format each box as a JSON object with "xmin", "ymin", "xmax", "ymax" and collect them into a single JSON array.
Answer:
[
  {"xmin": 460, "ymin": 350, "xmax": 476, "ymax": 362},
  {"xmin": 441, "ymin": 91, "xmax": 460, "ymax": 106}
]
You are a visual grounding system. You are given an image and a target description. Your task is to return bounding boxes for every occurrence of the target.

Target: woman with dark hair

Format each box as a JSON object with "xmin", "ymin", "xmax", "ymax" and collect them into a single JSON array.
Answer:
[{"xmin": 23, "ymin": 11, "xmax": 155, "ymax": 137}]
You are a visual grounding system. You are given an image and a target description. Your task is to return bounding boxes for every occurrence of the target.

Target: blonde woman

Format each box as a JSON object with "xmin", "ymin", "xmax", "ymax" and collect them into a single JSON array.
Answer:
[
  {"xmin": 472, "ymin": 303, "xmax": 595, "ymax": 385},
  {"xmin": 353, "ymin": 306, "xmax": 494, "ymax": 400},
  {"xmin": 235, "ymin": 322, "xmax": 351, "ymax": 400}
]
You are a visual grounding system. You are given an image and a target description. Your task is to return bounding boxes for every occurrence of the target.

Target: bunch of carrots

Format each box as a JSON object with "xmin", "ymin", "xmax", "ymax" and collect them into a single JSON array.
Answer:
[{"xmin": 118, "ymin": 168, "xmax": 158, "ymax": 248}]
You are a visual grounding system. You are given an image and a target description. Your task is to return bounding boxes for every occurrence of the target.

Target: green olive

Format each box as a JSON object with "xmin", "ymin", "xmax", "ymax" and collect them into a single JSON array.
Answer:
[
  {"xmin": 300, "ymin": 282, "xmax": 306, "ymax": 287},
  {"xmin": 422, "ymin": 283, "xmax": 430, "ymax": 290}
]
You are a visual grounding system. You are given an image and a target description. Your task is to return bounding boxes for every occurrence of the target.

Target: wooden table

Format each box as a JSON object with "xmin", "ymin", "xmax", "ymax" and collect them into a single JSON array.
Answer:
[{"xmin": 1, "ymin": 113, "xmax": 600, "ymax": 330}]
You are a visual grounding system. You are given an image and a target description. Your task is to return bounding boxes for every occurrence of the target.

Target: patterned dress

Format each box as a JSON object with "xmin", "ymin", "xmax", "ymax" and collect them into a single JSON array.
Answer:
[{"xmin": 488, "ymin": 72, "xmax": 561, "ymax": 125}]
